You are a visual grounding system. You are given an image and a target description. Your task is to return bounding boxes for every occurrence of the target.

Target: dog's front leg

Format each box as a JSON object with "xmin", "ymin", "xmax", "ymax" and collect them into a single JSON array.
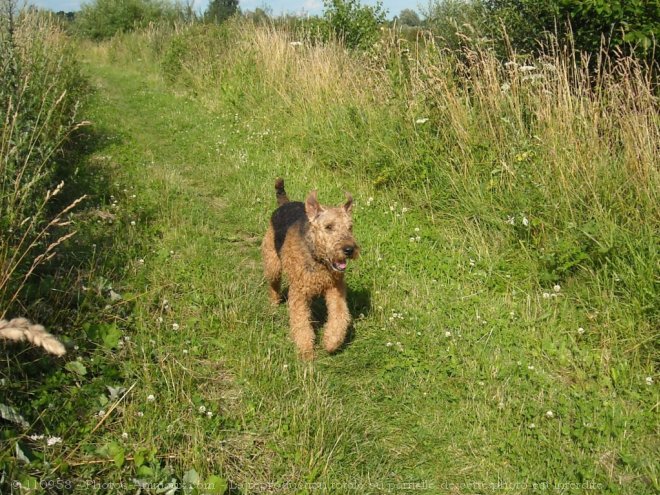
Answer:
[
  {"xmin": 323, "ymin": 281, "xmax": 350, "ymax": 353},
  {"xmin": 288, "ymin": 287, "xmax": 315, "ymax": 360}
]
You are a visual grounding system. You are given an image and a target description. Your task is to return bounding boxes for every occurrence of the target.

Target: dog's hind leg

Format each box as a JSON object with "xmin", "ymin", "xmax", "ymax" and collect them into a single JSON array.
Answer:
[{"xmin": 261, "ymin": 226, "xmax": 282, "ymax": 305}]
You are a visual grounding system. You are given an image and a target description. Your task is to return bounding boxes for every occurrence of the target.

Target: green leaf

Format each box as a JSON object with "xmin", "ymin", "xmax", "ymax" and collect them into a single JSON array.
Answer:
[
  {"xmin": 183, "ymin": 468, "xmax": 201, "ymax": 486},
  {"xmin": 205, "ymin": 475, "xmax": 228, "ymax": 495},
  {"xmin": 0, "ymin": 402, "xmax": 29, "ymax": 428},
  {"xmin": 101, "ymin": 323, "xmax": 122, "ymax": 349},
  {"xmin": 65, "ymin": 361, "xmax": 88, "ymax": 376}
]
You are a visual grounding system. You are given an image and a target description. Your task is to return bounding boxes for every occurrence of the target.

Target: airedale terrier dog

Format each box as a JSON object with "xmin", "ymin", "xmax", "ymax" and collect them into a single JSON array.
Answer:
[{"xmin": 262, "ymin": 179, "xmax": 359, "ymax": 359}]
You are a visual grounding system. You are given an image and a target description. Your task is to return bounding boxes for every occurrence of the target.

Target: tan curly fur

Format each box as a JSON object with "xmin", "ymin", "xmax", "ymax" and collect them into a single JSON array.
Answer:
[
  {"xmin": 262, "ymin": 179, "xmax": 359, "ymax": 360},
  {"xmin": 0, "ymin": 317, "xmax": 66, "ymax": 356}
]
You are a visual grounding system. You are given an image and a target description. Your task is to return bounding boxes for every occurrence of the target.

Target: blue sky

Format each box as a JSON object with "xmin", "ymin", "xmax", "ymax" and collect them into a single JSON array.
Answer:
[{"xmin": 29, "ymin": 0, "xmax": 427, "ymax": 18}]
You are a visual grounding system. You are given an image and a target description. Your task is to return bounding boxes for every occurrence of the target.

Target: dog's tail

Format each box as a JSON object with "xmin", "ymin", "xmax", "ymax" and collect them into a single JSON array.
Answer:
[
  {"xmin": 275, "ymin": 178, "xmax": 289, "ymax": 206},
  {"xmin": 0, "ymin": 317, "xmax": 66, "ymax": 356}
]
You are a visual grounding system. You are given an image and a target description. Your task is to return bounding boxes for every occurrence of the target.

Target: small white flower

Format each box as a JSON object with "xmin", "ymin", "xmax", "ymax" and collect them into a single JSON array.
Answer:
[
  {"xmin": 183, "ymin": 349, "xmax": 188, "ymax": 354},
  {"xmin": 577, "ymin": 327, "xmax": 585, "ymax": 335},
  {"xmin": 137, "ymin": 411, "xmax": 144, "ymax": 417},
  {"xmin": 646, "ymin": 376, "xmax": 654, "ymax": 385},
  {"xmin": 172, "ymin": 323, "xmax": 179, "ymax": 331},
  {"xmin": 138, "ymin": 258, "xmax": 145, "ymax": 264},
  {"xmin": 206, "ymin": 411, "xmax": 213, "ymax": 418},
  {"xmin": 46, "ymin": 436, "xmax": 62, "ymax": 446},
  {"xmin": 542, "ymin": 292, "xmax": 551, "ymax": 299},
  {"xmin": 401, "ymin": 207, "xmax": 409, "ymax": 213},
  {"xmin": 415, "ymin": 117, "xmax": 429, "ymax": 125},
  {"xmin": 98, "ymin": 410, "xmax": 106, "ymax": 417},
  {"xmin": 528, "ymin": 423, "xmax": 536, "ymax": 429},
  {"xmin": 469, "ymin": 259, "xmax": 476, "ymax": 267},
  {"xmin": 501, "ymin": 82, "xmax": 511, "ymax": 92},
  {"xmin": 130, "ymin": 221, "xmax": 136, "ymax": 226},
  {"xmin": 522, "ymin": 216, "xmax": 529, "ymax": 227},
  {"xmin": 169, "ymin": 250, "xmax": 174, "ymax": 255},
  {"xmin": 124, "ymin": 336, "xmax": 130, "ymax": 342},
  {"xmin": 527, "ymin": 365, "xmax": 535, "ymax": 370},
  {"xmin": 504, "ymin": 61, "xmax": 518, "ymax": 68},
  {"xmin": 122, "ymin": 432, "xmax": 128, "ymax": 439},
  {"xmin": 156, "ymin": 317, "xmax": 163, "ymax": 324},
  {"xmin": 283, "ymin": 364, "xmax": 288, "ymax": 369},
  {"xmin": 389, "ymin": 205, "xmax": 395, "ymax": 211},
  {"xmin": 73, "ymin": 345, "xmax": 80, "ymax": 351},
  {"xmin": 546, "ymin": 410, "xmax": 554, "ymax": 418},
  {"xmin": 386, "ymin": 342, "xmax": 393, "ymax": 347},
  {"xmin": 199, "ymin": 405, "xmax": 206, "ymax": 414},
  {"xmin": 28, "ymin": 434, "xmax": 44, "ymax": 441},
  {"xmin": 553, "ymin": 284, "xmax": 561, "ymax": 293},
  {"xmin": 414, "ymin": 227, "xmax": 420, "ymax": 232},
  {"xmin": 506, "ymin": 216, "xmax": 515, "ymax": 225},
  {"xmin": 289, "ymin": 41, "xmax": 303, "ymax": 47},
  {"xmin": 519, "ymin": 65, "xmax": 536, "ymax": 72},
  {"xmin": 409, "ymin": 237, "xmax": 416, "ymax": 242},
  {"xmin": 415, "ymin": 236, "xmax": 421, "ymax": 242},
  {"xmin": 498, "ymin": 401, "xmax": 505, "ymax": 410},
  {"xmin": 445, "ymin": 331, "xmax": 452, "ymax": 338},
  {"xmin": 147, "ymin": 394, "xmax": 155, "ymax": 402},
  {"xmin": 366, "ymin": 197, "xmax": 374, "ymax": 206}
]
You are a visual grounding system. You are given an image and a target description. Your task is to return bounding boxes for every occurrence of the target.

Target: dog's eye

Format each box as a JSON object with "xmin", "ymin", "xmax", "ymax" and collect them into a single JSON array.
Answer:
[{"xmin": 325, "ymin": 224, "xmax": 334, "ymax": 231}]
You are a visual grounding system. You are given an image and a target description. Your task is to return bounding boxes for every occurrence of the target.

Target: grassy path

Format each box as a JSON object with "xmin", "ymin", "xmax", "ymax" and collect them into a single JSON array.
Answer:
[{"xmin": 72, "ymin": 55, "xmax": 657, "ymax": 494}]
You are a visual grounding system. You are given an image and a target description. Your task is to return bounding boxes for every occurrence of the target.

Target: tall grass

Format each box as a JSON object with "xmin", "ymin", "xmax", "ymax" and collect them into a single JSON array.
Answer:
[
  {"xmin": 107, "ymin": 18, "xmax": 658, "ymax": 340},
  {"xmin": 0, "ymin": 4, "xmax": 86, "ymax": 319}
]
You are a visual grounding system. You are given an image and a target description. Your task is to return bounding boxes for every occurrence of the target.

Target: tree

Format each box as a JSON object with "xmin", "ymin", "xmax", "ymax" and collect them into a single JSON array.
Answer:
[
  {"xmin": 323, "ymin": 0, "xmax": 387, "ymax": 50},
  {"xmin": 205, "ymin": 0, "xmax": 239, "ymax": 24},
  {"xmin": 397, "ymin": 8, "xmax": 421, "ymax": 27}
]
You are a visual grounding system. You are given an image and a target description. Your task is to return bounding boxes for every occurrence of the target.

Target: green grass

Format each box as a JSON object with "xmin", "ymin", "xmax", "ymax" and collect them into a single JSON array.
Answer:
[{"xmin": 2, "ymin": 26, "xmax": 658, "ymax": 495}]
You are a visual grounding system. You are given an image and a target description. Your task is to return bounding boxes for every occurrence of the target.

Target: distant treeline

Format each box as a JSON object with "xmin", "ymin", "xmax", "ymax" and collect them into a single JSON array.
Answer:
[{"xmin": 50, "ymin": 0, "xmax": 658, "ymax": 58}]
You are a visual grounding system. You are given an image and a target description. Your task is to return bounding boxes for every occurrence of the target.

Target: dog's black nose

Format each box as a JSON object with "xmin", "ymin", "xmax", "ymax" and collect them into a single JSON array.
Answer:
[{"xmin": 343, "ymin": 246, "xmax": 354, "ymax": 257}]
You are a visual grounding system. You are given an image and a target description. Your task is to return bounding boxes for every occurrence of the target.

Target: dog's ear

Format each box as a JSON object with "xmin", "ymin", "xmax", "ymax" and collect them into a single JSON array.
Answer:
[
  {"xmin": 305, "ymin": 190, "xmax": 321, "ymax": 220},
  {"xmin": 343, "ymin": 192, "xmax": 354, "ymax": 214}
]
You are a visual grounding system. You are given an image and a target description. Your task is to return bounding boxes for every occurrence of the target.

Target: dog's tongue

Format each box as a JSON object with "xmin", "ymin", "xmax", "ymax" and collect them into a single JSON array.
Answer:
[{"xmin": 336, "ymin": 261, "xmax": 347, "ymax": 270}]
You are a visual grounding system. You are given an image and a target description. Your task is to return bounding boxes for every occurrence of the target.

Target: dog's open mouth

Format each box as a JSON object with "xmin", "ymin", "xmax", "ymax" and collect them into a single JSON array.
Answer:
[{"xmin": 331, "ymin": 260, "xmax": 348, "ymax": 272}]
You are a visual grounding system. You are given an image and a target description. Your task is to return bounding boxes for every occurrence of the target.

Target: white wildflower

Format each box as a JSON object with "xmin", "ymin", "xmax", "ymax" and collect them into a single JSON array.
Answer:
[
  {"xmin": 528, "ymin": 423, "xmax": 536, "ymax": 429},
  {"xmin": 546, "ymin": 410, "xmax": 554, "ymax": 418},
  {"xmin": 206, "ymin": 411, "xmax": 213, "ymax": 418},
  {"xmin": 519, "ymin": 65, "xmax": 536, "ymax": 72},
  {"xmin": 542, "ymin": 292, "xmax": 551, "ymax": 299},
  {"xmin": 445, "ymin": 331, "xmax": 452, "ymax": 338},
  {"xmin": 522, "ymin": 216, "xmax": 529, "ymax": 227},
  {"xmin": 289, "ymin": 41, "xmax": 303, "ymax": 47},
  {"xmin": 137, "ymin": 411, "xmax": 144, "ymax": 417},
  {"xmin": 147, "ymin": 394, "xmax": 155, "ymax": 402},
  {"xmin": 501, "ymin": 83, "xmax": 511, "ymax": 92},
  {"xmin": 122, "ymin": 432, "xmax": 128, "ymax": 439},
  {"xmin": 506, "ymin": 215, "xmax": 515, "ymax": 225},
  {"xmin": 46, "ymin": 436, "xmax": 62, "ymax": 446},
  {"xmin": 130, "ymin": 221, "xmax": 136, "ymax": 226},
  {"xmin": 138, "ymin": 258, "xmax": 145, "ymax": 264},
  {"xmin": 28, "ymin": 434, "xmax": 44, "ymax": 441},
  {"xmin": 199, "ymin": 405, "xmax": 206, "ymax": 414},
  {"xmin": 386, "ymin": 342, "xmax": 393, "ymax": 347},
  {"xmin": 646, "ymin": 376, "xmax": 654, "ymax": 386},
  {"xmin": 553, "ymin": 284, "xmax": 561, "ymax": 293},
  {"xmin": 415, "ymin": 117, "xmax": 429, "ymax": 125},
  {"xmin": 172, "ymin": 323, "xmax": 179, "ymax": 331},
  {"xmin": 577, "ymin": 327, "xmax": 585, "ymax": 335}
]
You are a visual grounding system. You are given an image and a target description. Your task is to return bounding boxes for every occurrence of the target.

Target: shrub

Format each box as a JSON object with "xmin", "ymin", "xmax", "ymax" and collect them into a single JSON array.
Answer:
[
  {"xmin": 323, "ymin": 0, "xmax": 387, "ymax": 50},
  {"xmin": 75, "ymin": 0, "xmax": 185, "ymax": 40}
]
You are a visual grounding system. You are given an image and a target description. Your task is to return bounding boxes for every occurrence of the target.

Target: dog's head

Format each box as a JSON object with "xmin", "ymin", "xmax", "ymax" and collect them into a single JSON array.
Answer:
[{"xmin": 304, "ymin": 190, "xmax": 359, "ymax": 273}]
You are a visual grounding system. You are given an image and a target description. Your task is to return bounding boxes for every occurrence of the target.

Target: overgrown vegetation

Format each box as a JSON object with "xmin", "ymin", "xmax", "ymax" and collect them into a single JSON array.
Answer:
[
  {"xmin": 0, "ymin": 2, "xmax": 86, "ymax": 317},
  {"xmin": 2, "ymin": 0, "xmax": 658, "ymax": 492}
]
